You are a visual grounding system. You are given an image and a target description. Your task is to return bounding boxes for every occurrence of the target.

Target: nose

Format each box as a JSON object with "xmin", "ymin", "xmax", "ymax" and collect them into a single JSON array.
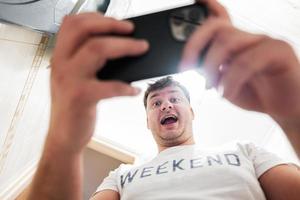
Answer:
[{"xmin": 160, "ymin": 101, "xmax": 173, "ymax": 112}]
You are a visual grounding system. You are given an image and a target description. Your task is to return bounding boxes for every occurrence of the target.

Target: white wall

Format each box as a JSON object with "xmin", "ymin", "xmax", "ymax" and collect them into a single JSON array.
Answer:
[
  {"xmin": 0, "ymin": 23, "xmax": 51, "ymax": 199},
  {"xmin": 83, "ymin": 148, "xmax": 123, "ymax": 200}
]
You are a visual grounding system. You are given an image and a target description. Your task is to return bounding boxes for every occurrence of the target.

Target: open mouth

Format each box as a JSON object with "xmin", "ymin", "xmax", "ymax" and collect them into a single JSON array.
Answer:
[{"xmin": 160, "ymin": 115, "xmax": 178, "ymax": 125}]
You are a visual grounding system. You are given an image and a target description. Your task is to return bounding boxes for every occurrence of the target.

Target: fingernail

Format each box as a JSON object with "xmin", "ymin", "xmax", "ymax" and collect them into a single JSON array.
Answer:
[
  {"xmin": 124, "ymin": 20, "xmax": 134, "ymax": 29},
  {"xmin": 140, "ymin": 40, "xmax": 149, "ymax": 50}
]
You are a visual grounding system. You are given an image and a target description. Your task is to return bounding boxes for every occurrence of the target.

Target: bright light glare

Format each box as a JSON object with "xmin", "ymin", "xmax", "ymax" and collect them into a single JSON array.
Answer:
[{"xmin": 173, "ymin": 70, "xmax": 206, "ymax": 103}]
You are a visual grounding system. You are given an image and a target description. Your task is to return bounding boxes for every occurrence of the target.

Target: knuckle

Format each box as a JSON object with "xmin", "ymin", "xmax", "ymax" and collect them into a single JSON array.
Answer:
[
  {"xmin": 61, "ymin": 14, "xmax": 72, "ymax": 25},
  {"xmin": 257, "ymin": 34, "xmax": 270, "ymax": 41},
  {"xmin": 261, "ymin": 35, "xmax": 285, "ymax": 46},
  {"xmin": 105, "ymin": 17, "xmax": 116, "ymax": 23},
  {"xmin": 273, "ymin": 39, "xmax": 292, "ymax": 50},
  {"xmin": 254, "ymin": 34, "xmax": 271, "ymax": 46},
  {"xmin": 103, "ymin": 17, "xmax": 118, "ymax": 29},
  {"xmin": 75, "ymin": 18, "xmax": 89, "ymax": 32},
  {"xmin": 63, "ymin": 14, "xmax": 80, "ymax": 28},
  {"xmin": 262, "ymin": 37, "xmax": 295, "ymax": 58}
]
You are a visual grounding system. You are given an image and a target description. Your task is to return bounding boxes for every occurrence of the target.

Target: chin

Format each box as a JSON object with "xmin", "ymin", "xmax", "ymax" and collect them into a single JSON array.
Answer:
[
  {"xmin": 159, "ymin": 130, "xmax": 183, "ymax": 141},
  {"xmin": 161, "ymin": 138, "xmax": 185, "ymax": 147}
]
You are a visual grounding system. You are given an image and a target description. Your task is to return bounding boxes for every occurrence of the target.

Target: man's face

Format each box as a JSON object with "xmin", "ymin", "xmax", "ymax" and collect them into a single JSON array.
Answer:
[{"xmin": 146, "ymin": 85, "xmax": 194, "ymax": 147}]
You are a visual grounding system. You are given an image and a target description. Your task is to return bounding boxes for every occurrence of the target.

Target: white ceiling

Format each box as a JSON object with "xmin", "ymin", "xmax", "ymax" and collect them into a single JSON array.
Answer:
[
  {"xmin": 94, "ymin": 0, "xmax": 300, "ymax": 163},
  {"xmin": 220, "ymin": 0, "xmax": 300, "ymax": 58}
]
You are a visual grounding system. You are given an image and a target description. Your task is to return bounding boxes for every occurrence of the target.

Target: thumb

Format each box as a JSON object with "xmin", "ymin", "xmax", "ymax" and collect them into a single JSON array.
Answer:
[{"xmin": 92, "ymin": 80, "xmax": 141, "ymax": 100}]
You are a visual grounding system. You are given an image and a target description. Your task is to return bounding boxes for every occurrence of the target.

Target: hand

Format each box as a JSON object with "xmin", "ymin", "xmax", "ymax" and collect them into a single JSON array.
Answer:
[
  {"xmin": 48, "ymin": 13, "xmax": 149, "ymax": 153},
  {"xmin": 181, "ymin": 1, "xmax": 300, "ymax": 131}
]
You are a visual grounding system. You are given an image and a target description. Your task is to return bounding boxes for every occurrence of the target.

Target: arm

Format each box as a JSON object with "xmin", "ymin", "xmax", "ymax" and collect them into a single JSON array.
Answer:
[
  {"xmin": 27, "ymin": 13, "xmax": 148, "ymax": 199},
  {"xmin": 27, "ymin": 138, "xmax": 83, "ymax": 199},
  {"xmin": 259, "ymin": 164, "xmax": 300, "ymax": 200},
  {"xmin": 90, "ymin": 190, "xmax": 120, "ymax": 200},
  {"xmin": 275, "ymin": 117, "xmax": 300, "ymax": 158}
]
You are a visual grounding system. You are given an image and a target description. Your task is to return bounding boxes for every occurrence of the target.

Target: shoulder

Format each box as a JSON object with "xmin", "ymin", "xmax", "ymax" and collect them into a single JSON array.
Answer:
[
  {"xmin": 113, "ymin": 163, "xmax": 136, "ymax": 174},
  {"xmin": 216, "ymin": 140, "xmax": 267, "ymax": 154},
  {"xmin": 204, "ymin": 140, "xmax": 258, "ymax": 154}
]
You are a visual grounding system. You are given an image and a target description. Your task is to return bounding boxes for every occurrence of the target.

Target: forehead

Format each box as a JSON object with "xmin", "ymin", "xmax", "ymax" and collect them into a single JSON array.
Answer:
[{"xmin": 147, "ymin": 86, "xmax": 185, "ymax": 101}]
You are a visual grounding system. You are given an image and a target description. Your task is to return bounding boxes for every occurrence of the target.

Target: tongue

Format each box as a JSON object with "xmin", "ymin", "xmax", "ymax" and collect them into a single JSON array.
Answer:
[{"xmin": 164, "ymin": 118, "xmax": 177, "ymax": 125}]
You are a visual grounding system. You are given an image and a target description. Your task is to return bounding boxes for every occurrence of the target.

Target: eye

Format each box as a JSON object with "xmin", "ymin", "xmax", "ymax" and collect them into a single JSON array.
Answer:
[
  {"xmin": 153, "ymin": 100, "xmax": 161, "ymax": 107},
  {"xmin": 170, "ymin": 97, "xmax": 180, "ymax": 103}
]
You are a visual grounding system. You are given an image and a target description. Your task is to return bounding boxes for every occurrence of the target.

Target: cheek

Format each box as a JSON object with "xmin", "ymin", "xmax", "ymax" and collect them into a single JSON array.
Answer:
[
  {"xmin": 177, "ymin": 107, "xmax": 193, "ymax": 122},
  {"xmin": 147, "ymin": 111, "xmax": 158, "ymax": 127}
]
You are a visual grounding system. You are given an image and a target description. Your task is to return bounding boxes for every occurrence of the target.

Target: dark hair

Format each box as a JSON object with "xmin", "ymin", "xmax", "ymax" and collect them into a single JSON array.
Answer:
[{"xmin": 143, "ymin": 76, "xmax": 190, "ymax": 108}]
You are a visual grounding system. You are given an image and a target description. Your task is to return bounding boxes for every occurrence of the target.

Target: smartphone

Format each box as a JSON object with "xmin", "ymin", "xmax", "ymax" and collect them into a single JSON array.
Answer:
[{"xmin": 97, "ymin": 3, "xmax": 208, "ymax": 83}]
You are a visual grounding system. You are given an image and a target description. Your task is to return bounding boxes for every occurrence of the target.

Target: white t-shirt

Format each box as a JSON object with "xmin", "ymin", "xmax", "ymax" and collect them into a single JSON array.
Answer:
[{"xmin": 95, "ymin": 142, "xmax": 288, "ymax": 200}]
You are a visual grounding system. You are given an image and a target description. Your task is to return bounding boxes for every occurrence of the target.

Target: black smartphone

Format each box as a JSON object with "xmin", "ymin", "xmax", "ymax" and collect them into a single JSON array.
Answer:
[{"xmin": 97, "ymin": 3, "xmax": 208, "ymax": 83}]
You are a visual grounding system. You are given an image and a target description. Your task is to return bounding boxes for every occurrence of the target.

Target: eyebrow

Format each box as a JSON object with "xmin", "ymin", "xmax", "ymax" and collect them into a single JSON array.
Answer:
[{"xmin": 149, "ymin": 90, "xmax": 181, "ymax": 100}]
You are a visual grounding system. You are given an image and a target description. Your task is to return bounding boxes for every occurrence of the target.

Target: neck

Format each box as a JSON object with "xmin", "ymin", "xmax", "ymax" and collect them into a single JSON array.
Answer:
[{"xmin": 158, "ymin": 136, "xmax": 195, "ymax": 152}]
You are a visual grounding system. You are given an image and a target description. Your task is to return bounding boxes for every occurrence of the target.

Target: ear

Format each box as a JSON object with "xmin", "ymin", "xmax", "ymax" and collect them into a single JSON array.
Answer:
[
  {"xmin": 190, "ymin": 107, "xmax": 195, "ymax": 120},
  {"xmin": 146, "ymin": 116, "xmax": 150, "ymax": 129}
]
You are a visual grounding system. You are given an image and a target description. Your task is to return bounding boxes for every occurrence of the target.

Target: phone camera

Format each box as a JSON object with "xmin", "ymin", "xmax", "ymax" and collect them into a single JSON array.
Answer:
[
  {"xmin": 173, "ymin": 18, "xmax": 183, "ymax": 26},
  {"xmin": 171, "ymin": 11, "xmax": 185, "ymax": 26},
  {"xmin": 187, "ymin": 8, "xmax": 205, "ymax": 23},
  {"xmin": 184, "ymin": 24, "xmax": 196, "ymax": 38}
]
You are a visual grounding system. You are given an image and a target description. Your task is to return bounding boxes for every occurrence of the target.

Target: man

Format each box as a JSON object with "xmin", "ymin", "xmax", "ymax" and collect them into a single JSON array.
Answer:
[
  {"xmin": 28, "ymin": 0, "xmax": 300, "ymax": 199},
  {"xmin": 93, "ymin": 76, "xmax": 299, "ymax": 200}
]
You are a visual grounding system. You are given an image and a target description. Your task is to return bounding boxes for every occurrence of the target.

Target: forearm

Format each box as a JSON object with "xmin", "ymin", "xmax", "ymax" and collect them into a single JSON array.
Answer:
[
  {"xmin": 276, "ymin": 117, "xmax": 300, "ymax": 158},
  {"xmin": 28, "ymin": 132, "xmax": 83, "ymax": 200}
]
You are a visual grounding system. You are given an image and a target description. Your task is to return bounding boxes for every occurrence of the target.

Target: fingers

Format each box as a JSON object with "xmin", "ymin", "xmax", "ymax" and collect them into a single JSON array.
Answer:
[
  {"xmin": 71, "ymin": 36, "xmax": 149, "ymax": 76},
  {"xmin": 180, "ymin": 18, "xmax": 230, "ymax": 71},
  {"xmin": 51, "ymin": 13, "xmax": 149, "ymax": 105},
  {"xmin": 202, "ymin": 29, "xmax": 265, "ymax": 88},
  {"xmin": 219, "ymin": 38, "xmax": 295, "ymax": 103},
  {"xmin": 226, "ymin": 82, "xmax": 263, "ymax": 112},
  {"xmin": 180, "ymin": 0, "xmax": 231, "ymax": 71},
  {"xmin": 199, "ymin": 0, "xmax": 231, "ymax": 21},
  {"xmin": 55, "ymin": 13, "xmax": 134, "ymax": 60},
  {"xmin": 180, "ymin": 17, "xmax": 265, "ymax": 90},
  {"xmin": 89, "ymin": 80, "xmax": 141, "ymax": 101},
  {"xmin": 219, "ymin": 41, "xmax": 271, "ymax": 102}
]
